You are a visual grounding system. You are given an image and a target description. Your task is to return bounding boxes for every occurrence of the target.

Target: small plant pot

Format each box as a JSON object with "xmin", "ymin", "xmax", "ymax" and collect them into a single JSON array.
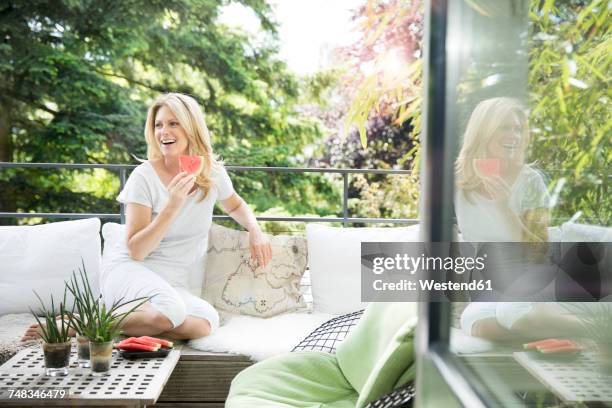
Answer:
[
  {"xmin": 43, "ymin": 342, "xmax": 71, "ymax": 376},
  {"xmin": 89, "ymin": 341, "xmax": 113, "ymax": 376},
  {"xmin": 76, "ymin": 335, "xmax": 91, "ymax": 368}
]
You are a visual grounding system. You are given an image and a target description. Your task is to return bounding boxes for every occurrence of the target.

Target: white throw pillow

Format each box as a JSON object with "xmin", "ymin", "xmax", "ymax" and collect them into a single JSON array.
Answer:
[
  {"xmin": 100, "ymin": 222, "xmax": 124, "ymax": 259},
  {"xmin": 0, "ymin": 218, "xmax": 101, "ymax": 315},
  {"xmin": 306, "ymin": 224, "xmax": 420, "ymax": 315},
  {"xmin": 203, "ymin": 224, "xmax": 308, "ymax": 318}
]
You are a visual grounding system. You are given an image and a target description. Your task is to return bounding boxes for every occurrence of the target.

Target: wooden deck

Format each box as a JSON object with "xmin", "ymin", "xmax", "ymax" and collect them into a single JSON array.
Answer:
[{"xmin": 154, "ymin": 346, "xmax": 253, "ymax": 407}]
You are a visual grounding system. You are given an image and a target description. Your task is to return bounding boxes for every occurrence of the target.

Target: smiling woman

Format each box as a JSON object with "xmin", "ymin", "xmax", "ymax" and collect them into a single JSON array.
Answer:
[
  {"xmin": 93, "ymin": 93, "xmax": 273, "ymax": 341},
  {"xmin": 455, "ymin": 97, "xmax": 549, "ymax": 243}
]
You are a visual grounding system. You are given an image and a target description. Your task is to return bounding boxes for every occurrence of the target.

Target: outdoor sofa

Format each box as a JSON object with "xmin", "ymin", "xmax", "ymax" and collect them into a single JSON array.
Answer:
[
  {"xmin": 0, "ymin": 217, "xmax": 421, "ymax": 406},
  {"xmin": 1, "ymin": 217, "xmax": 609, "ymax": 406}
]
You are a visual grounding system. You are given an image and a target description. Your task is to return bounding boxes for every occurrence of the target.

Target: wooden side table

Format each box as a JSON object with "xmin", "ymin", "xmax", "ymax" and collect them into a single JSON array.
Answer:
[{"xmin": 0, "ymin": 343, "xmax": 179, "ymax": 407}]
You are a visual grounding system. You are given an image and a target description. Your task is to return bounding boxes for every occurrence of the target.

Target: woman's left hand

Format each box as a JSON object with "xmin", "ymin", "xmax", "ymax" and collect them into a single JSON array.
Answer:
[{"xmin": 249, "ymin": 227, "xmax": 272, "ymax": 268}]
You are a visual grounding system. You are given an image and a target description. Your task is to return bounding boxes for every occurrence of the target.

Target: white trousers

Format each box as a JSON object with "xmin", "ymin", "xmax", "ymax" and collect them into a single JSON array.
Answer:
[
  {"xmin": 100, "ymin": 261, "xmax": 219, "ymax": 332},
  {"xmin": 460, "ymin": 302, "xmax": 535, "ymax": 335}
]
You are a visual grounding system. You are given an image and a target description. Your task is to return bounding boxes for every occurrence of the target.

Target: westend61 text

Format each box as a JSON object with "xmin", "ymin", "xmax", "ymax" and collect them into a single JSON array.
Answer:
[{"xmin": 373, "ymin": 279, "xmax": 493, "ymax": 292}]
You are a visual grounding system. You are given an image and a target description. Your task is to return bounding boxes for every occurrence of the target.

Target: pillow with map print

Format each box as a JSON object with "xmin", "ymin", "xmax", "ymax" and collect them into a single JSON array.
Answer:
[{"xmin": 203, "ymin": 224, "xmax": 308, "ymax": 318}]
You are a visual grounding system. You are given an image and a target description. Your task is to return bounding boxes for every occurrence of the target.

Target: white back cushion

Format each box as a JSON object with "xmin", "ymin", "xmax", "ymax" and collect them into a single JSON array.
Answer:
[
  {"xmin": 306, "ymin": 224, "xmax": 420, "ymax": 315},
  {"xmin": 0, "ymin": 218, "xmax": 101, "ymax": 315},
  {"xmin": 556, "ymin": 223, "xmax": 612, "ymax": 242}
]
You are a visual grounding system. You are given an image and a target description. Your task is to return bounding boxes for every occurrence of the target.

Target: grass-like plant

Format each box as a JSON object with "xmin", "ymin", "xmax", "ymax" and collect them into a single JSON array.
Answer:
[
  {"xmin": 65, "ymin": 260, "xmax": 151, "ymax": 343},
  {"xmin": 29, "ymin": 287, "xmax": 72, "ymax": 344},
  {"xmin": 562, "ymin": 303, "xmax": 612, "ymax": 348},
  {"xmin": 65, "ymin": 260, "xmax": 98, "ymax": 336}
]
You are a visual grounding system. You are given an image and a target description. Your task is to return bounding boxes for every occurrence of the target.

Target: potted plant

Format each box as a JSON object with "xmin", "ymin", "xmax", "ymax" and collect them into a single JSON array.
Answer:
[
  {"xmin": 29, "ymin": 289, "xmax": 73, "ymax": 377},
  {"xmin": 563, "ymin": 303, "xmax": 612, "ymax": 372},
  {"xmin": 66, "ymin": 263, "xmax": 150, "ymax": 375},
  {"xmin": 66, "ymin": 263, "xmax": 97, "ymax": 368}
]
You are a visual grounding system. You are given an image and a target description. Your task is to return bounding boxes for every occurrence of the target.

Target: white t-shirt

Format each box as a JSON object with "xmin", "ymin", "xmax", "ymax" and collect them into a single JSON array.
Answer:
[
  {"xmin": 456, "ymin": 165, "xmax": 551, "ymax": 335},
  {"xmin": 102, "ymin": 161, "xmax": 235, "ymax": 294},
  {"xmin": 456, "ymin": 165, "xmax": 550, "ymax": 242}
]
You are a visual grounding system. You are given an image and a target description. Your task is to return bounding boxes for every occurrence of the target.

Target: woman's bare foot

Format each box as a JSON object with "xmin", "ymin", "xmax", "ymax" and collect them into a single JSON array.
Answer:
[{"xmin": 20, "ymin": 316, "xmax": 76, "ymax": 342}]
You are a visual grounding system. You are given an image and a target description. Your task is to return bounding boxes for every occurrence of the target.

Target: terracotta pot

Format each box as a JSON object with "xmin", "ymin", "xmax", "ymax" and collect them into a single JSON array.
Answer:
[
  {"xmin": 43, "ymin": 341, "xmax": 71, "ymax": 376},
  {"xmin": 89, "ymin": 341, "xmax": 113, "ymax": 375}
]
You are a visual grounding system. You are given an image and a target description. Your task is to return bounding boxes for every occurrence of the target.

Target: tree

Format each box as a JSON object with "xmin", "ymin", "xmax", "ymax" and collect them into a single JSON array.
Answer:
[
  {"xmin": 0, "ymin": 0, "xmax": 335, "ymax": 224},
  {"xmin": 528, "ymin": 0, "xmax": 610, "ymax": 225},
  {"xmin": 305, "ymin": 0, "xmax": 423, "ymax": 222},
  {"xmin": 317, "ymin": 0, "xmax": 610, "ymax": 226}
]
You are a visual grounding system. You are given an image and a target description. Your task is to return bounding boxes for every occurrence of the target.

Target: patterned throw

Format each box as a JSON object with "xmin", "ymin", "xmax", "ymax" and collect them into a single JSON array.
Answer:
[{"xmin": 203, "ymin": 224, "xmax": 308, "ymax": 318}]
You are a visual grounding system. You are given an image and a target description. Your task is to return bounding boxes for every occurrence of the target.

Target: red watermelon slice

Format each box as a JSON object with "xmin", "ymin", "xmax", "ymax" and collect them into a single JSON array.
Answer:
[
  {"xmin": 474, "ymin": 158, "xmax": 501, "ymax": 177},
  {"xmin": 539, "ymin": 344, "xmax": 583, "ymax": 354},
  {"xmin": 179, "ymin": 155, "xmax": 205, "ymax": 176}
]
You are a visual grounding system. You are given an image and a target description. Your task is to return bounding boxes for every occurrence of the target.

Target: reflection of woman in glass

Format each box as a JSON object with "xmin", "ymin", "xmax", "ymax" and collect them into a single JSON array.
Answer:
[
  {"xmin": 455, "ymin": 97, "xmax": 549, "ymax": 243},
  {"xmin": 456, "ymin": 98, "xmax": 583, "ymax": 341}
]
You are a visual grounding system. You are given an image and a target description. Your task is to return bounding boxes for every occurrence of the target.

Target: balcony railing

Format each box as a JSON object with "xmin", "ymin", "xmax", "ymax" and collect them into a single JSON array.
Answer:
[{"xmin": 0, "ymin": 162, "xmax": 416, "ymax": 226}]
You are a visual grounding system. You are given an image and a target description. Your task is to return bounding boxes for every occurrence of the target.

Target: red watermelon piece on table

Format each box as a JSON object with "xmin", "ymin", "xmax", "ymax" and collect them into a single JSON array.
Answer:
[
  {"xmin": 179, "ymin": 155, "xmax": 205, "ymax": 176},
  {"xmin": 474, "ymin": 158, "xmax": 501, "ymax": 177}
]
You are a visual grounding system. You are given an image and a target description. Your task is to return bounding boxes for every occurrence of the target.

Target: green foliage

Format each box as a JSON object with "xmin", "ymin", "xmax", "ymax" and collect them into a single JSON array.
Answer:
[
  {"xmin": 562, "ymin": 303, "xmax": 612, "ymax": 346},
  {"xmin": 66, "ymin": 260, "xmax": 150, "ymax": 342},
  {"xmin": 528, "ymin": 0, "xmax": 611, "ymax": 225},
  {"xmin": 309, "ymin": 0, "xmax": 423, "ymax": 221},
  {"xmin": 340, "ymin": 0, "xmax": 609, "ymax": 226},
  {"xmin": 341, "ymin": 0, "xmax": 423, "ymax": 150},
  {"xmin": 65, "ymin": 260, "xmax": 99, "ymax": 336},
  {"xmin": 0, "ymin": 0, "xmax": 333, "ymax": 223},
  {"xmin": 79, "ymin": 295, "xmax": 147, "ymax": 343},
  {"xmin": 29, "ymin": 289, "xmax": 72, "ymax": 344}
]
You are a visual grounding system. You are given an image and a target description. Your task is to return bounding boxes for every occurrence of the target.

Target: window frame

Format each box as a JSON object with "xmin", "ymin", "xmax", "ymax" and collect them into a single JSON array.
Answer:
[{"xmin": 415, "ymin": 1, "xmax": 522, "ymax": 406}]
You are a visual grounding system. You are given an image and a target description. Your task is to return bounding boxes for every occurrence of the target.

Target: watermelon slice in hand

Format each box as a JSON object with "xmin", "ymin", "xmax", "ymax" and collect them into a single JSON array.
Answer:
[
  {"xmin": 179, "ymin": 155, "xmax": 205, "ymax": 176},
  {"xmin": 474, "ymin": 158, "xmax": 501, "ymax": 178}
]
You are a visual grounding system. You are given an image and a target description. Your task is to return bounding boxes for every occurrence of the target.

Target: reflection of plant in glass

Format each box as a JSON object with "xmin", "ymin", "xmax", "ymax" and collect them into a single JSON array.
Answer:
[
  {"xmin": 562, "ymin": 303, "xmax": 612, "ymax": 349},
  {"xmin": 528, "ymin": 1, "xmax": 610, "ymax": 225}
]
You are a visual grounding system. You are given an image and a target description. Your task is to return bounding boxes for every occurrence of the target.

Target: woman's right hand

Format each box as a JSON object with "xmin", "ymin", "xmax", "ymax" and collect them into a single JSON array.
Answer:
[
  {"xmin": 166, "ymin": 171, "xmax": 196, "ymax": 211},
  {"xmin": 482, "ymin": 175, "xmax": 511, "ymax": 202}
]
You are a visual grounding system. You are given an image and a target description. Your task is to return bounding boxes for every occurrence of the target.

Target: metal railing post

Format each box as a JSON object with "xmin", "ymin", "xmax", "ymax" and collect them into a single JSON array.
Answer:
[
  {"xmin": 343, "ymin": 173, "xmax": 349, "ymax": 227},
  {"xmin": 119, "ymin": 168, "xmax": 127, "ymax": 224}
]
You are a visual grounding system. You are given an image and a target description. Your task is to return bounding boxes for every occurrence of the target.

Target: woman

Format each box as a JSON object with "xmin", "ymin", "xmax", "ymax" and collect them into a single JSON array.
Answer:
[
  {"xmin": 455, "ymin": 97, "xmax": 549, "ymax": 243},
  {"xmin": 106, "ymin": 92, "xmax": 272, "ymax": 340},
  {"xmin": 23, "ymin": 93, "xmax": 272, "ymax": 342},
  {"xmin": 455, "ymin": 97, "xmax": 582, "ymax": 341}
]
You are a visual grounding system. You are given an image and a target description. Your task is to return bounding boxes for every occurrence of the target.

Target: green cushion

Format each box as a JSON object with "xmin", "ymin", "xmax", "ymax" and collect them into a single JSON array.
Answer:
[
  {"xmin": 226, "ymin": 351, "xmax": 357, "ymax": 408},
  {"xmin": 336, "ymin": 302, "xmax": 418, "ymax": 407},
  {"xmin": 226, "ymin": 303, "xmax": 418, "ymax": 408}
]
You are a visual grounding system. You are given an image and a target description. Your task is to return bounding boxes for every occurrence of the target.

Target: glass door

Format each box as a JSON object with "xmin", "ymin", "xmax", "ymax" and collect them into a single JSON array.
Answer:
[{"xmin": 416, "ymin": 0, "xmax": 610, "ymax": 406}]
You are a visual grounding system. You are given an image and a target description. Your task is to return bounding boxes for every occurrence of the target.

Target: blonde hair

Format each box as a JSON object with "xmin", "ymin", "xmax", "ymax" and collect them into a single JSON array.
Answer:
[
  {"xmin": 144, "ymin": 93, "xmax": 220, "ymax": 200},
  {"xmin": 455, "ymin": 97, "xmax": 529, "ymax": 192}
]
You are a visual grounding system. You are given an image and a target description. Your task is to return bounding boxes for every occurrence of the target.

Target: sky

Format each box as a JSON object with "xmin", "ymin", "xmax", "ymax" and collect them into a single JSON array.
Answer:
[{"xmin": 219, "ymin": 0, "xmax": 363, "ymax": 76}]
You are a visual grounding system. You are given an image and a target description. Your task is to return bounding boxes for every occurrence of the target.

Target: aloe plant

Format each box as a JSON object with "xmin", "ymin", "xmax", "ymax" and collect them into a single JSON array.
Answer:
[
  {"xmin": 65, "ymin": 260, "xmax": 151, "ymax": 343},
  {"xmin": 29, "ymin": 288, "xmax": 72, "ymax": 344},
  {"xmin": 65, "ymin": 260, "xmax": 97, "ymax": 337}
]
